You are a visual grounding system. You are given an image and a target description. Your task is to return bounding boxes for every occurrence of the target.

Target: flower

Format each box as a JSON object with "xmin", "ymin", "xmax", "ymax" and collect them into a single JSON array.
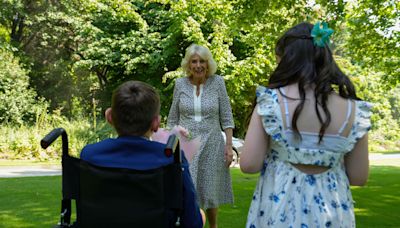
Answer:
[{"xmin": 311, "ymin": 22, "xmax": 334, "ymax": 47}]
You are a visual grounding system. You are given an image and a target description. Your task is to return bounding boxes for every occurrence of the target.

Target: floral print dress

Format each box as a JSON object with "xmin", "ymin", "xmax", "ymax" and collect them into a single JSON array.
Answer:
[{"xmin": 246, "ymin": 86, "xmax": 372, "ymax": 228}]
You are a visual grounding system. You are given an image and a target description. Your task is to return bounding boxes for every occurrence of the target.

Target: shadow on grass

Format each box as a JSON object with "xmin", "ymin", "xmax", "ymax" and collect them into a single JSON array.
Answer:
[
  {"xmin": 220, "ymin": 166, "xmax": 400, "ymax": 228},
  {"xmin": 219, "ymin": 168, "xmax": 258, "ymax": 228},
  {"xmin": 0, "ymin": 166, "xmax": 398, "ymax": 227},
  {"xmin": 352, "ymin": 165, "xmax": 400, "ymax": 227},
  {"xmin": 0, "ymin": 176, "xmax": 61, "ymax": 228}
]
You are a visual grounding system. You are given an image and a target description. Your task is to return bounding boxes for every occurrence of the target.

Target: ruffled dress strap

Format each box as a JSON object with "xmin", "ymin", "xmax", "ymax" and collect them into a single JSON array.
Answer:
[
  {"xmin": 344, "ymin": 100, "xmax": 373, "ymax": 152},
  {"xmin": 256, "ymin": 86, "xmax": 284, "ymax": 142}
]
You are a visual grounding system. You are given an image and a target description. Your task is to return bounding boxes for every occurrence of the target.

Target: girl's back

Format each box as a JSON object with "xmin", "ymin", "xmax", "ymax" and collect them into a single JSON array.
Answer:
[
  {"xmin": 242, "ymin": 84, "xmax": 371, "ymax": 227},
  {"xmin": 277, "ymin": 83, "xmax": 356, "ymax": 174},
  {"xmin": 278, "ymin": 83, "xmax": 354, "ymax": 138}
]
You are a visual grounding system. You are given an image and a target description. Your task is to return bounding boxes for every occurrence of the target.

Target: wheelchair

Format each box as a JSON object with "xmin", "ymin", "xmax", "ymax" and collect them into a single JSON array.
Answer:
[{"xmin": 41, "ymin": 128, "xmax": 184, "ymax": 228}]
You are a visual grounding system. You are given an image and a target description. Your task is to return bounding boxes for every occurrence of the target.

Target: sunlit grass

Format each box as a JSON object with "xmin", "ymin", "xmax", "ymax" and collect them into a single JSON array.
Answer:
[
  {"xmin": 0, "ymin": 166, "xmax": 399, "ymax": 227},
  {"xmin": 0, "ymin": 176, "xmax": 61, "ymax": 228}
]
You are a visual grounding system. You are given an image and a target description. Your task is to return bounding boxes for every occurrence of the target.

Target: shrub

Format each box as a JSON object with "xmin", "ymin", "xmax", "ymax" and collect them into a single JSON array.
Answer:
[{"xmin": 0, "ymin": 47, "xmax": 46, "ymax": 125}]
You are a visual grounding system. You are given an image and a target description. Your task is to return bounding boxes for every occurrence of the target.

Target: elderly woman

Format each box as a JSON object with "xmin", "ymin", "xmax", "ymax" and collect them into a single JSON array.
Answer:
[{"xmin": 167, "ymin": 44, "xmax": 235, "ymax": 228}]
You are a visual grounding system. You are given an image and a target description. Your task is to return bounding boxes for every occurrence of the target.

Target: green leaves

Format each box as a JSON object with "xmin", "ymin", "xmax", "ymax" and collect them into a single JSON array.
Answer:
[
  {"xmin": 0, "ymin": 0, "xmax": 398, "ymax": 149},
  {"xmin": 0, "ymin": 47, "xmax": 46, "ymax": 125},
  {"xmin": 342, "ymin": 0, "xmax": 399, "ymax": 86}
]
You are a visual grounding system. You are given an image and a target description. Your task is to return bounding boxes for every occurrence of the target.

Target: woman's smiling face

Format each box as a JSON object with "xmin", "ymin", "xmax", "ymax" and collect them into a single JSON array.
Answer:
[{"xmin": 189, "ymin": 54, "xmax": 208, "ymax": 80}]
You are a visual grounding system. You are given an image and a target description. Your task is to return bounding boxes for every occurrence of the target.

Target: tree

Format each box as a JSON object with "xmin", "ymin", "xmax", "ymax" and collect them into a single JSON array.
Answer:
[
  {"xmin": 0, "ymin": 0, "xmax": 96, "ymax": 117},
  {"xmin": 1, "ymin": 0, "xmax": 398, "ymax": 144},
  {"xmin": 343, "ymin": 0, "xmax": 399, "ymax": 86},
  {"xmin": 0, "ymin": 46, "xmax": 44, "ymax": 124}
]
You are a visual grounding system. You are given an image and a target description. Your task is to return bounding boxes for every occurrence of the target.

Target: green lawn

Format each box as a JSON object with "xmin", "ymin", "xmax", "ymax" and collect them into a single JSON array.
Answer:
[{"xmin": 0, "ymin": 166, "xmax": 399, "ymax": 228}]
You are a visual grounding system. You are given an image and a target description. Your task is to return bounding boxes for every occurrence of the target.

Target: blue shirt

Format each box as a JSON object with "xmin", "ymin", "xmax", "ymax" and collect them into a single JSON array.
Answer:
[{"xmin": 80, "ymin": 135, "xmax": 203, "ymax": 228}]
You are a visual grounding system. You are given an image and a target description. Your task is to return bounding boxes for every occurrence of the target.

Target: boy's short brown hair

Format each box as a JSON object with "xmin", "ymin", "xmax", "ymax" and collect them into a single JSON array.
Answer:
[{"xmin": 111, "ymin": 81, "xmax": 160, "ymax": 136}]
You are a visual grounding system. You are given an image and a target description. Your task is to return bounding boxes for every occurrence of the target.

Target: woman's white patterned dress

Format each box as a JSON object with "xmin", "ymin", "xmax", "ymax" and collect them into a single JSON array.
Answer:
[
  {"xmin": 246, "ymin": 86, "xmax": 372, "ymax": 228},
  {"xmin": 167, "ymin": 75, "xmax": 235, "ymax": 209}
]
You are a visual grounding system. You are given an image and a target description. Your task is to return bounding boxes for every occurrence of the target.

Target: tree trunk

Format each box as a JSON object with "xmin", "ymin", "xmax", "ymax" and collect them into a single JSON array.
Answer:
[{"xmin": 11, "ymin": 13, "xmax": 25, "ymax": 43}]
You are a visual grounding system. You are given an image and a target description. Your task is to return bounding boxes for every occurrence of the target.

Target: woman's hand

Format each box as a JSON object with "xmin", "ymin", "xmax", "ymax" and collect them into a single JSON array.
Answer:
[
  {"xmin": 171, "ymin": 125, "xmax": 190, "ymax": 138},
  {"xmin": 224, "ymin": 144, "xmax": 233, "ymax": 167}
]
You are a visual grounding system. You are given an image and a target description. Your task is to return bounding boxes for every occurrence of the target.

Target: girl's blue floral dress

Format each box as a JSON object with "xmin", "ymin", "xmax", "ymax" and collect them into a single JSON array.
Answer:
[{"xmin": 246, "ymin": 86, "xmax": 372, "ymax": 228}]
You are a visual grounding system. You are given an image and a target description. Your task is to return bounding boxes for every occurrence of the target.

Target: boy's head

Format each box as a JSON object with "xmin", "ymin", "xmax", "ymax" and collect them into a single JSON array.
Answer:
[{"xmin": 105, "ymin": 81, "xmax": 160, "ymax": 137}]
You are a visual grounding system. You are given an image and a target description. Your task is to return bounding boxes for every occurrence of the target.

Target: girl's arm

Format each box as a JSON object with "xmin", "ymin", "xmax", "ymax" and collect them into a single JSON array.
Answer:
[
  {"xmin": 344, "ymin": 133, "xmax": 369, "ymax": 186},
  {"xmin": 240, "ymin": 106, "xmax": 270, "ymax": 173}
]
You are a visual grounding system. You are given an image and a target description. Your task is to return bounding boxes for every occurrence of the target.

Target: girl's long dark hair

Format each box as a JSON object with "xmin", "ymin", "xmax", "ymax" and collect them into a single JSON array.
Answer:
[{"xmin": 268, "ymin": 22, "xmax": 359, "ymax": 142}]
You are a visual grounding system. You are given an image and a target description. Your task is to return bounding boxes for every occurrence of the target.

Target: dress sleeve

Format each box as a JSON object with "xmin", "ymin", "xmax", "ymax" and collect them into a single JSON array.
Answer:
[
  {"xmin": 217, "ymin": 75, "xmax": 235, "ymax": 130},
  {"xmin": 167, "ymin": 78, "xmax": 181, "ymax": 129},
  {"xmin": 344, "ymin": 100, "xmax": 373, "ymax": 151},
  {"xmin": 256, "ymin": 86, "xmax": 283, "ymax": 142}
]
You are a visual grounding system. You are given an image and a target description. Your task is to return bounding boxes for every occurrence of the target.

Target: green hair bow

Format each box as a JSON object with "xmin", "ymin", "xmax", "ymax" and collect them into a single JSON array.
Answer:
[{"xmin": 311, "ymin": 22, "xmax": 334, "ymax": 47}]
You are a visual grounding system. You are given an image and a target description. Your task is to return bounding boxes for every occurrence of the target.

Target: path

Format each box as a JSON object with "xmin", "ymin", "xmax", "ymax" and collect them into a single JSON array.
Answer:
[{"xmin": 0, "ymin": 153, "xmax": 399, "ymax": 178}]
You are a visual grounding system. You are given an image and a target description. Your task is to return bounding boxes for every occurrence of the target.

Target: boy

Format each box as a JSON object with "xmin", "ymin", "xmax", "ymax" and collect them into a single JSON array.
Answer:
[{"xmin": 80, "ymin": 80, "xmax": 204, "ymax": 227}]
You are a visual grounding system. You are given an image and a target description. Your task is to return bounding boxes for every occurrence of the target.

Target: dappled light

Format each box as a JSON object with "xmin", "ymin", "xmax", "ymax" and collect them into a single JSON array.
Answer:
[
  {"xmin": 0, "ymin": 166, "xmax": 399, "ymax": 227},
  {"xmin": 0, "ymin": 176, "xmax": 61, "ymax": 227},
  {"xmin": 351, "ymin": 166, "xmax": 400, "ymax": 227}
]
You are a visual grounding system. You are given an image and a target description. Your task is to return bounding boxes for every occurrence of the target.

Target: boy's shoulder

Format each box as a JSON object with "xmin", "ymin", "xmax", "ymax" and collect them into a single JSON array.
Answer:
[
  {"xmin": 80, "ymin": 137, "xmax": 174, "ymax": 170},
  {"xmin": 83, "ymin": 137, "xmax": 164, "ymax": 151}
]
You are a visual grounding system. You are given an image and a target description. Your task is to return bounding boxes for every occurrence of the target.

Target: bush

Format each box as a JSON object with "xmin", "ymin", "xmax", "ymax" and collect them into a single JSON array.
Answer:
[
  {"xmin": 0, "ymin": 107, "xmax": 115, "ymax": 160},
  {"xmin": 0, "ymin": 47, "xmax": 45, "ymax": 125}
]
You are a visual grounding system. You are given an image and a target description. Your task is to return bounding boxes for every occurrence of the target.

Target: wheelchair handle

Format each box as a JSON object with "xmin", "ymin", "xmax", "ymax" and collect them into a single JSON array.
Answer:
[
  {"xmin": 40, "ymin": 128, "xmax": 69, "ymax": 156},
  {"xmin": 165, "ymin": 134, "xmax": 181, "ymax": 163}
]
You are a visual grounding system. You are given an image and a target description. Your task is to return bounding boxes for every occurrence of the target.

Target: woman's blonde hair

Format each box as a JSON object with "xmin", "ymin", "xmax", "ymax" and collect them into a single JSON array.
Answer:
[{"xmin": 181, "ymin": 44, "xmax": 217, "ymax": 78}]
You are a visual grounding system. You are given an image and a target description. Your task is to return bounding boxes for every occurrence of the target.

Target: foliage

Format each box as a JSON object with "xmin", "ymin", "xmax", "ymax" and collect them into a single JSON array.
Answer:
[
  {"xmin": 389, "ymin": 86, "xmax": 400, "ymax": 125},
  {"xmin": 0, "ymin": 0, "xmax": 97, "ymax": 117},
  {"xmin": 0, "ymin": 47, "xmax": 45, "ymax": 125},
  {"xmin": 65, "ymin": 0, "xmax": 185, "ymax": 114},
  {"xmin": 225, "ymin": 0, "xmax": 315, "ymax": 137},
  {"xmin": 0, "ymin": 0, "xmax": 398, "ymax": 155},
  {"xmin": 336, "ymin": 56, "xmax": 400, "ymax": 151},
  {"xmin": 0, "ymin": 110, "xmax": 115, "ymax": 160},
  {"xmin": 343, "ymin": 0, "xmax": 399, "ymax": 86}
]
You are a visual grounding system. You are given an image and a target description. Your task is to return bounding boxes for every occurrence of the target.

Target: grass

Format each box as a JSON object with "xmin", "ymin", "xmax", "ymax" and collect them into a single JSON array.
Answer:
[
  {"xmin": 0, "ymin": 176, "xmax": 61, "ymax": 228},
  {"xmin": 351, "ymin": 165, "xmax": 400, "ymax": 227},
  {"xmin": 0, "ymin": 166, "xmax": 399, "ymax": 227}
]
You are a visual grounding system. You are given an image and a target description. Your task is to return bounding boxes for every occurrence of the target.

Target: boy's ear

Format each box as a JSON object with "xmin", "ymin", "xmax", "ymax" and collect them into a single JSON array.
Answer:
[
  {"xmin": 151, "ymin": 115, "xmax": 161, "ymax": 132},
  {"xmin": 105, "ymin": 108, "xmax": 113, "ymax": 125}
]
